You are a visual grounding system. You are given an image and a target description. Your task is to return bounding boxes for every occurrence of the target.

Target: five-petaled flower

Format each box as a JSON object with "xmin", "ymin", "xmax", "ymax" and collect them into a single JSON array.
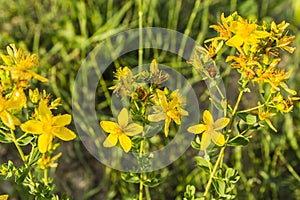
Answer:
[
  {"xmin": 100, "ymin": 108, "xmax": 143, "ymax": 152},
  {"xmin": 187, "ymin": 110, "xmax": 229, "ymax": 150},
  {"xmin": 20, "ymin": 101, "xmax": 76, "ymax": 153},
  {"xmin": 148, "ymin": 89, "xmax": 188, "ymax": 137},
  {"xmin": 226, "ymin": 18, "xmax": 269, "ymax": 48}
]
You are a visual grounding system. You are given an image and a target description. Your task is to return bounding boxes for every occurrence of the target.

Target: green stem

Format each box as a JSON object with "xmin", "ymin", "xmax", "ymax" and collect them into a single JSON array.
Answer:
[
  {"xmin": 278, "ymin": 151, "xmax": 300, "ymax": 182},
  {"xmin": 10, "ymin": 130, "xmax": 36, "ymax": 189},
  {"xmin": 16, "ymin": 132, "xmax": 28, "ymax": 142},
  {"xmin": 237, "ymin": 104, "xmax": 264, "ymax": 113},
  {"xmin": 203, "ymin": 81, "xmax": 247, "ymax": 198},
  {"xmin": 178, "ymin": 0, "xmax": 201, "ymax": 65},
  {"xmin": 139, "ymin": 173, "xmax": 144, "ymax": 200},
  {"xmin": 139, "ymin": 133, "xmax": 145, "ymax": 200},
  {"xmin": 138, "ymin": 1, "xmax": 145, "ymax": 199},
  {"xmin": 228, "ymin": 82, "xmax": 247, "ymax": 129},
  {"xmin": 203, "ymin": 147, "xmax": 225, "ymax": 198},
  {"xmin": 138, "ymin": 0, "xmax": 143, "ymax": 67},
  {"xmin": 44, "ymin": 167, "xmax": 48, "ymax": 185},
  {"xmin": 145, "ymin": 186, "xmax": 151, "ymax": 200}
]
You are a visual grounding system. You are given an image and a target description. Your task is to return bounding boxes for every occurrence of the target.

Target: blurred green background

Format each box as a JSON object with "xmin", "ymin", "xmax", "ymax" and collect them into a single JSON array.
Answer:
[{"xmin": 0, "ymin": 0, "xmax": 300, "ymax": 199}]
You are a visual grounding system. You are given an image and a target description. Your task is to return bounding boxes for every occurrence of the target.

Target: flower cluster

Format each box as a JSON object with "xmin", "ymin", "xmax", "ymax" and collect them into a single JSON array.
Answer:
[
  {"xmin": 100, "ymin": 60, "xmax": 188, "ymax": 152},
  {"xmin": 0, "ymin": 44, "xmax": 77, "ymax": 198},
  {"xmin": 109, "ymin": 59, "xmax": 169, "ymax": 97},
  {"xmin": 204, "ymin": 12, "xmax": 297, "ymax": 131},
  {"xmin": 0, "ymin": 44, "xmax": 76, "ymax": 153}
]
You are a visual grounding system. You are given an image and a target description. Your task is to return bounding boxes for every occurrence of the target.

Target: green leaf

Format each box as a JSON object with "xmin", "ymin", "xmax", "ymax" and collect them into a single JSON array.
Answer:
[
  {"xmin": 15, "ymin": 167, "xmax": 30, "ymax": 184},
  {"xmin": 0, "ymin": 131, "xmax": 12, "ymax": 143},
  {"xmin": 245, "ymin": 114, "xmax": 257, "ymax": 125},
  {"xmin": 212, "ymin": 178, "xmax": 226, "ymax": 196},
  {"xmin": 27, "ymin": 147, "xmax": 41, "ymax": 166},
  {"xmin": 228, "ymin": 135, "xmax": 249, "ymax": 146},
  {"xmin": 143, "ymin": 177, "xmax": 161, "ymax": 188},
  {"xmin": 237, "ymin": 113, "xmax": 257, "ymax": 125},
  {"xmin": 17, "ymin": 135, "xmax": 35, "ymax": 146},
  {"xmin": 143, "ymin": 172, "xmax": 163, "ymax": 188},
  {"xmin": 225, "ymin": 168, "xmax": 240, "ymax": 184},
  {"xmin": 183, "ymin": 184, "xmax": 196, "ymax": 200},
  {"xmin": 191, "ymin": 140, "xmax": 201, "ymax": 150},
  {"xmin": 0, "ymin": 161, "xmax": 16, "ymax": 180},
  {"xmin": 191, "ymin": 136, "xmax": 201, "ymax": 150},
  {"xmin": 194, "ymin": 156, "xmax": 211, "ymax": 173},
  {"xmin": 121, "ymin": 172, "xmax": 140, "ymax": 184}
]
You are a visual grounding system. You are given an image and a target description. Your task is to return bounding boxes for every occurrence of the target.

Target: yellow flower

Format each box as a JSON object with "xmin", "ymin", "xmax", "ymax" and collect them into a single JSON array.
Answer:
[
  {"xmin": 226, "ymin": 19, "xmax": 269, "ymax": 48},
  {"xmin": 257, "ymin": 102, "xmax": 277, "ymax": 132},
  {"xmin": 226, "ymin": 55, "xmax": 258, "ymax": 80},
  {"xmin": 20, "ymin": 101, "xmax": 76, "ymax": 153},
  {"xmin": 148, "ymin": 89, "xmax": 188, "ymax": 137},
  {"xmin": 100, "ymin": 108, "xmax": 143, "ymax": 152},
  {"xmin": 0, "ymin": 44, "xmax": 48, "ymax": 86},
  {"xmin": 187, "ymin": 110, "xmax": 229, "ymax": 150},
  {"xmin": 209, "ymin": 13, "xmax": 232, "ymax": 41},
  {"xmin": 8, "ymin": 88, "xmax": 27, "ymax": 109},
  {"xmin": 38, "ymin": 152, "xmax": 62, "ymax": 170},
  {"xmin": 252, "ymin": 61, "xmax": 296, "ymax": 95},
  {"xmin": 271, "ymin": 93, "xmax": 299, "ymax": 113},
  {"xmin": 0, "ymin": 92, "xmax": 23, "ymax": 130},
  {"xmin": 29, "ymin": 88, "xmax": 40, "ymax": 103},
  {"xmin": 109, "ymin": 67, "xmax": 134, "ymax": 92}
]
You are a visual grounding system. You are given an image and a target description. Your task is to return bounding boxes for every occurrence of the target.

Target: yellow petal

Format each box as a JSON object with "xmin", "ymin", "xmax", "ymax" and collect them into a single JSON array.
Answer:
[
  {"xmin": 100, "ymin": 121, "xmax": 120, "ymax": 133},
  {"xmin": 6, "ymin": 88, "xmax": 27, "ymax": 110},
  {"xmin": 157, "ymin": 89, "xmax": 168, "ymax": 110},
  {"xmin": 20, "ymin": 120, "xmax": 43, "ymax": 134},
  {"xmin": 213, "ymin": 117, "xmax": 230, "ymax": 130},
  {"xmin": 203, "ymin": 110, "xmax": 213, "ymax": 125},
  {"xmin": 253, "ymin": 30, "xmax": 269, "ymax": 38},
  {"xmin": 52, "ymin": 127, "xmax": 76, "ymax": 141},
  {"xmin": 167, "ymin": 110, "xmax": 180, "ymax": 124},
  {"xmin": 187, "ymin": 124, "xmax": 206, "ymax": 134},
  {"xmin": 11, "ymin": 115, "xmax": 21, "ymax": 126},
  {"xmin": 265, "ymin": 119, "xmax": 277, "ymax": 132},
  {"xmin": 0, "ymin": 194, "xmax": 8, "ymax": 200},
  {"xmin": 168, "ymin": 98, "xmax": 179, "ymax": 109},
  {"xmin": 38, "ymin": 133, "xmax": 53, "ymax": 153},
  {"xmin": 123, "ymin": 123, "xmax": 143, "ymax": 136},
  {"xmin": 200, "ymin": 131, "xmax": 211, "ymax": 150},
  {"xmin": 180, "ymin": 109, "xmax": 189, "ymax": 116},
  {"xmin": 27, "ymin": 70, "xmax": 48, "ymax": 82},
  {"xmin": 53, "ymin": 114, "xmax": 72, "ymax": 126},
  {"xmin": 0, "ymin": 111, "xmax": 20, "ymax": 130},
  {"xmin": 38, "ymin": 101, "xmax": 52, "ymax": 121},
  {"xmin": 152, "ymin": 105, "xmax": 163, "ymax": 113},
  {"xmin": 280, "ymin": 83, "xmax": 297, "ymax": 95},
  {"xmin": 118, "ymin": 108, "xmax": 128, "ymax": 128},
  {"xmin": 226, "ymin": 35, "xmax": 243, "ymax": 47},
  {"xmin": 119, "ymin": 134, "xmax": 132, "ymax": 152},
  {"xmin": 211, "ymin": 131, "xmax": 225, "ymax": 146},
  {"xmin": 164, "ymin": 117, "xmax": 171, "ymax": 137},
  {"xmin": 103, "ymin": 133, "xmax": 118, "ymax": 147},
  {"xmin": 148, "ymin": 112, "xmax": 166, "ymax": 122}
]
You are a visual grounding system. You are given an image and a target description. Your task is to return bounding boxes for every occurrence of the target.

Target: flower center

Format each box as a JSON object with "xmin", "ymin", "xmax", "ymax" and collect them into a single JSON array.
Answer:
[{"xmin": 43, "ymin": 124, "xmax": 53, "ymax": 134}]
